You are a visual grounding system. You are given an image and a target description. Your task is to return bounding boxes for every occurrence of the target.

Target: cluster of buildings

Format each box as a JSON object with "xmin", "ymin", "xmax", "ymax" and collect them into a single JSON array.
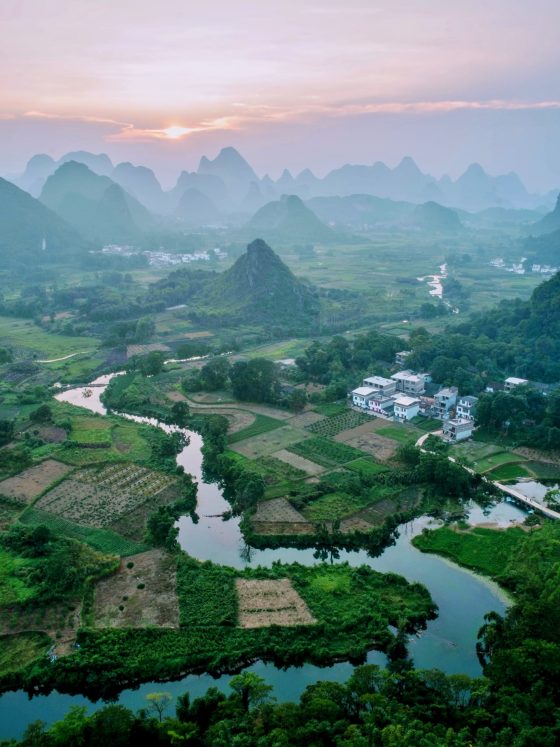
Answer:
[{"xmin": 350, "ymin": 351, "xmax": 480, "ymax": 442}]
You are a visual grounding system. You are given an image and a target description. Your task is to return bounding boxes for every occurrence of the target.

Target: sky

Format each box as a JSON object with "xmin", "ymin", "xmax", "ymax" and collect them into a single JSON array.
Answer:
[{"xmin": 1, "ymin": 0, "xmax": 560, "ymax": 190}]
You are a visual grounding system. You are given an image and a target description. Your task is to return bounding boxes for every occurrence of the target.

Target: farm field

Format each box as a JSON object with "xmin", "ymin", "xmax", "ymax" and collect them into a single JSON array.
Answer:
[
  {"xmin": 229, "ymin": 425, "xmax": 310, "ymax": 458},
  {"xmin": 306, "ymin": 410, "xmax": 370, "ymax": 437},
  {"xmin": 36, "ymin": 463, "xmax": 178, "ymax": 529},
  {"xmin": 227, "ymin": 413, "xmax": 286, "ymax": 444},
  {"xmin": 93, "ymin": 549, "xmax": 179, "ymax": 629},
  {"xmin": 19, "ymin": 507, "xmax": 147, "ymax": 556},
  {"xmin": 376, "ymin": 425, "xmax": 422, "ymax": 444},
  {"xmin": 271, "ymin": 449, "xmax": 325, "ymax": 475},
  {"xmin": 236, "ymin": 578, "xmax": 316, "ymax": 629},
  {"xmin": 344, "ymin": 457, "xmax": 389, "ymax": 476},
  {"xmin": 287, "ymin": 437, "xmax": 365, "ymax": 468},
  {"xmin": 0, "ymin": 460, "xmax": 72, "ymax": 504},
  {"xmin": 0, "ymin": 316, "xmax": 97, "ymax": 358}
]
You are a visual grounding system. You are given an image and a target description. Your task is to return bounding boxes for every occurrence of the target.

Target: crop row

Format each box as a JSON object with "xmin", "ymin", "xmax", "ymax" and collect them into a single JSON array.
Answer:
[
  {"xmin": 287, "ymin": 437, "xmax": 366, "ymax": 468},
  {"xmin": 306, "ymin": 410, "xmax": 370, "ymax": 437}
]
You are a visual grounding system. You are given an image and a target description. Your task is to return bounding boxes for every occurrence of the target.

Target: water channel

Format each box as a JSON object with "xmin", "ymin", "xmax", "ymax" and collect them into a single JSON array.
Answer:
[{"xmin": 0, "ymin": 376, "xmax": 525, "ymax": 739}]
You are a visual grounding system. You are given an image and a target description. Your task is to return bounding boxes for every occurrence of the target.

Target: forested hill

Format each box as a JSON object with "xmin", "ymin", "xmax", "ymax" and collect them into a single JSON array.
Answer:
[
  {"xmin": 0, "ymin": 177, "xmax": 87, "ymax": 267},
  {"xmin": 410, "ymin": 270, "xmax": 560, "ymax": 385},
  {"xmin": 150, "ymin": 239, "xmax": 320, "ymax": 330}
]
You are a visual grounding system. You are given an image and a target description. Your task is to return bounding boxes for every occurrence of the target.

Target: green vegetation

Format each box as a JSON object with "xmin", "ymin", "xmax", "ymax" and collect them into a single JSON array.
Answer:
[
  {"xmin": 0, "ymin": 632, "xmax": 51, "ymax": 675},
  {"xmin": 413, "ymin": 525, "xmax": 526, "ymax": 581},
  {"xmin": 376, "ymin": 425, "xmax": 421, "ymax": 444},
  {"xmin": 287, "ymin": 437, "xmax": 365, "ymax": 467},
  {"xmin": 18, "ymin": 508, "xmax": 147, "ymax": 556},
  {"xmin": 344, "ymin": 457, "xmax": 389, "ymax": 476},
  {"xmin": 306, "ymin": 409, "xmax": 369, "ymax": 436}
]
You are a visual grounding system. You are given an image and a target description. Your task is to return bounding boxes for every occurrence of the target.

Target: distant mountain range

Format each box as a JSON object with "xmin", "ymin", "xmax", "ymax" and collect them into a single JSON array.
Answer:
[
  {"xmin": 40, "ymin": 161, "xmax": 156, "ymax": 244},
  {"xmin": 12, "ymin": 147, "xmax": 558, "ymax": 218}
]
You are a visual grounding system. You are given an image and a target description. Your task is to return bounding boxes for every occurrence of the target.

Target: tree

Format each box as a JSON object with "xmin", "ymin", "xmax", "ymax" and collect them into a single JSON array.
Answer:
[
  {"xmin": 199, "ymin": 357, "xmax": 231, "ymax": 391},
  {"xmin": 0, "ymin": 419, "xmax": 14, "ymax": 446},
  {"xmin": 229, "ymin": 672, "xmax": 274, "ymax": 712},
  {"xmin": 136, "ymin": 351, "xmax": 166, "ymax": 377},
  {"xmin": 287, "ymin": 389, "xmax": 307, "ymax": 413},
  {"xmin": 146, "ymin": 692, "xmax": 173, "ymax": 722},
  {"xmin": 171, "ymin": 401, "xmax": 190, "ymax": 427},
  {"xmin": 30, "ymin": 404, "xmax": 52, "ymax": 423},
  {"xmin": 230, "ymin": 359, "xmax": 280, "ymax": 403}
]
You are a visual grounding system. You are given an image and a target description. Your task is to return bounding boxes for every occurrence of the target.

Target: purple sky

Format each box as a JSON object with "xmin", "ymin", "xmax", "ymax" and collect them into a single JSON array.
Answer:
[{"xmin": 1, "ymin": 0, "xmax": 560, "ymax": 190}]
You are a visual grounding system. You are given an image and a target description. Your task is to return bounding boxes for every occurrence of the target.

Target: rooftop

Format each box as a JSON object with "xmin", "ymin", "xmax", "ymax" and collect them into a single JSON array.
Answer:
[
  {"xmin": 505, "ymin": 377, "xmax": 529, "ymax": 385},
  {"xmin": 393, "ymin": 395, "xmax": 420, "ymax": 407},
  {"xmin": 363, "ymin": 375, "xmax": 394, "ymax": 387},
  {"xmin": 352, "ymin": 386, "xmax": 377, "ymax": 397}
]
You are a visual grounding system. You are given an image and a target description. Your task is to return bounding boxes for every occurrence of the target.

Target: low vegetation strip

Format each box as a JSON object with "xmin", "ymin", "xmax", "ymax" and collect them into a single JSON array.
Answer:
[
  {"xmin": 227, "ymin": 414, "xmax": 286, "ymax": 444},
  {"xmin": 19, "ymin": 507, "xmax": 147, "ymax": 556},
  {"xmin": 412, "ymin": 525, "xmax": 526, "ymax": 580},
  {"xmin": 306, "ymin": 410, "xmax": 370, "ymax": 437},
  {"xmin": 287, "ymin": 437, "xmax": 365, "ymax": 467},
  {"xmin": 236, "ymin": 578, "xmax": 316, "ymax": 629},
  {"xmin": 344, "ymin": 457, "xmax": 389, "ymax": 476}
]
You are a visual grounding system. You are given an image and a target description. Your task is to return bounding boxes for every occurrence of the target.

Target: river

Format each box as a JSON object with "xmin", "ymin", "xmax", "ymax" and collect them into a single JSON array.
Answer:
[{"xmin": 0, "ymin": 377, "xmax": 524, "ymax": 739}]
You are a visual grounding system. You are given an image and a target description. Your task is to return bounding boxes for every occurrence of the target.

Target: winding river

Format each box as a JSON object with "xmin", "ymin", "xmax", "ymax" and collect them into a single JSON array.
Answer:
[{"xmin": 0, "ymin": 376, "xmax": 524, "ymax": 739}]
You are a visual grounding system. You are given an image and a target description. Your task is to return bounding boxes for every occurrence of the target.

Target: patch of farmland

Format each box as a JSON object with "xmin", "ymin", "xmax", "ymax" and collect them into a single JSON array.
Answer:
[
  {"xmin": 306, "ymin": 410, "xmax": 370, "ymax": 437},
  {"xmin": 287, "ymin": 437, "xmax": 365, "ymax": 467},
  {"xmin": 227, "ymin": 414, "xmax": 285, "ymax": 444},
  {"xmin": 126, "ymin": 343, "xmax": 171, "ymax": 359},
  {"xmin": 334, "ymin": 422, "xmax": 399, "ymax": 462},
  {"xmin": 0, "ymin": 460, "xmax": 72, "ymax": 504},
  {"xmin": 271, "ymin": 449, "xmax": 325, "ymax": 475},
  {"xmin": 229, "ymin": 426, "xmax": 309, "ymax": 458},
  {"xmin": 36, "ymin": 463, "xmax": 178, "ymax": 528},
  {"xmin": 236, "ymin": 578, "xmax": 316, "ymax": 629},
  {"xmin": 253, "ymin": 498, "xmax": 308, "ymax": 524},
  {"xmin": 93, "ymin": 549, "xmax": 179, "ymax": 629},
  {"xmin": 288, "ymin": 411, "xmax": 326, "ymax": 429}
]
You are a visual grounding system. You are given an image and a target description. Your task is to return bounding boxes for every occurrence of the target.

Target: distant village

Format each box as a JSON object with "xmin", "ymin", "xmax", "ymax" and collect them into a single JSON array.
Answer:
[{"xmin": 350, "ymin": 349, "xmax": 529, "ymax": 444}]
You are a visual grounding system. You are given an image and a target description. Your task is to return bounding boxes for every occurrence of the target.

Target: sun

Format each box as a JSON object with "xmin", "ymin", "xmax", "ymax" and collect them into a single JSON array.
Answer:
[{"xmin": 162, "ymin": 125, "xmax": 191, "ymax": 139}]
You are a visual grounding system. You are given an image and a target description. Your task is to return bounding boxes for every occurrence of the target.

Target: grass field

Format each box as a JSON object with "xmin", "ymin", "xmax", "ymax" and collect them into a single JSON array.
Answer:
[
  {"xmin": 344, "ymin": 457, "xmax": 389, "ymax": 476},
  {"xmin": 311, "ymin": 403, "xmax": 348, "ymax": 417},
  {"xmin": 487, "ymin": 463, "xmax": 533, "ymax": 481},
  {"xmin": 0, "ymin": 316, "xmax": 97, "ymax": 358},
  {"xmin": 301, "ymin": 491, "xmax": 376, "ymax": 521},
  {"xmin": 287, "ymin": 437, "xmax": 366, "ymax": 467},
  {"xmin": 475, "ymin": 451, "xmax": 524, "ymax": 473},
  {"xmin": 0, "ymin": 549, "xmax": 37, "ymax": 605},
  {"xmin": 0, "ymin": 632, "xmax": 51, "ymax": 675},
  {"xmin": 19, "ymin": 507, "xmax": 147, "ymax": 556},
  {"xmin": 229, "ymin": 425, "xmax": 309, "ymax": 458},
  {"xmin": 413, "ymin": 525, "xmax": 525, "ymax": 580},
  {"xmin": 227, "ymin": 414, "xmax": 286, "ymax": 444},
  {"xmin": 376, "ymin": 425, "xmax": 421, "ymax": 444}
]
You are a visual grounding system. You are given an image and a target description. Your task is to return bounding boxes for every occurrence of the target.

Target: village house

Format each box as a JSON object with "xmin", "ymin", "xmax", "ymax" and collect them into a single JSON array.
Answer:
[
  {"xmin": 504, "ymin": 376, "xmax": 529, "ymax": 392},
  {"xmin": 362, "ymin": 375, "xmax": 397, "ymax": 395},
  {"xmin": 393, "ymin": 395, "xmax": 421, "ymax": 421},
  {"xmin": 433, "ymin": 386, "xmax": 458, "ymax": 419},
  {"xmin": 442, "ymin": 417, "xmax": 474, "ymax": 442},
  {"xmin": 456, "ymin": 395, "xmax": 478, "ymax": 420},
  {"xmin": 395, "ymin": 350, "xmax": 412, "ymax": 366},
  {"xmin": 351, "ymin": 386, "xmax": 377, "ymax": 408},
  {"xmin": 367, "ymin": 394, "xmax": 396, "ymax": 418},
  {"xmin": 391, "ymin": 370, "xmax": 425, "ymax": 395}
]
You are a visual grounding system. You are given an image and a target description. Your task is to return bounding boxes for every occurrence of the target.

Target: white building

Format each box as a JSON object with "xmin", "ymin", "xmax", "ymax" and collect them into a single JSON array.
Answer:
[
  {"xmin": 433, "ymin": 387, "xmax": 458, "ymax": 419},
  {"xmin": 391, "ymin": 370, "xmax": 425, "ymax": 395},
  {"xmin": 393, "ymin": 395, "xmax": 421, "ymax": 421},
  {"xmin": 351, "ymin": 387, "xmax": 377, "ymax": 408},
  {"xmin": 362, "ymin": 375, "xmax": 397, "ymax": 395},
  {"xmin": 456, "ymin": 395, "xmax": 478, "ymax": 420},
  {"xmin": 504, "ymin": 377, "xmax": 529, "ymax": 392},
  {"xmin": 395, "ymin": 350, "xmax": 412, "ymax": 366},
  {"xmin": 442, "ymin": 418, "xmax": 474, "ymax": 442},
  {"xmin": 368, "ymin": 395, "xmax": 395, "ymax": 418}
]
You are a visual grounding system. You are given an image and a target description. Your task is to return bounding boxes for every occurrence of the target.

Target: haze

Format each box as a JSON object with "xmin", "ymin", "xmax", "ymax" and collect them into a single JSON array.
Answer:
[{"xmin": 1, "ymin": 0, "xmax": 560, "ymax": 190}]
